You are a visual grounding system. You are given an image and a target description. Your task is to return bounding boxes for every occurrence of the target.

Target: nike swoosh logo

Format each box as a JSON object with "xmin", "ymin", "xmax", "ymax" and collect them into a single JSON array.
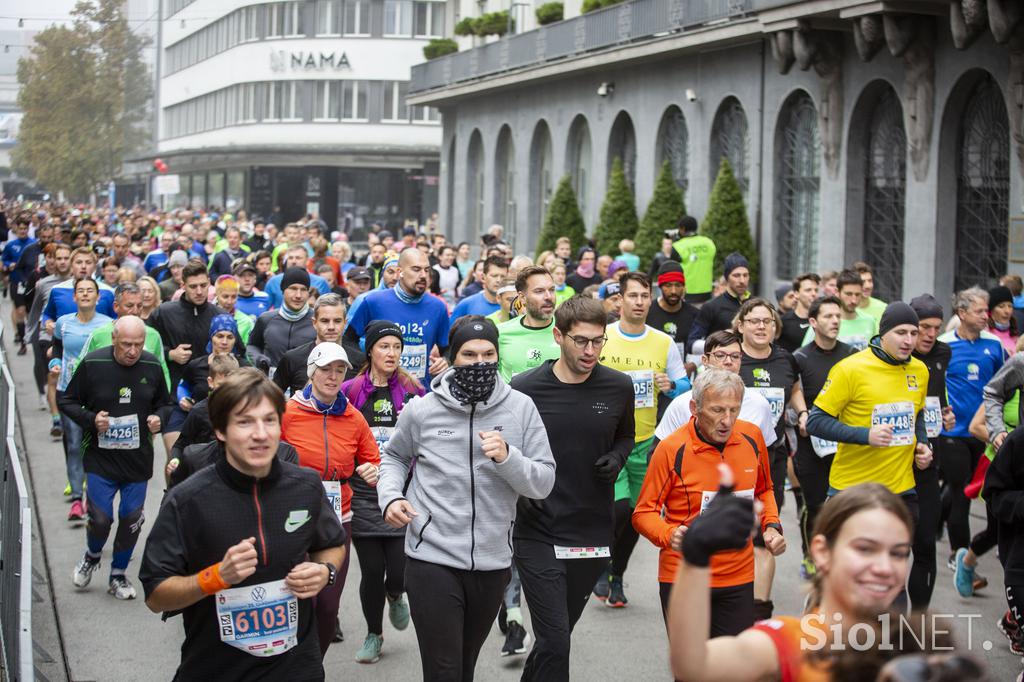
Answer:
[{"xmin": 285, "ymin": 516, "xmax": 310, "ymax": 533}]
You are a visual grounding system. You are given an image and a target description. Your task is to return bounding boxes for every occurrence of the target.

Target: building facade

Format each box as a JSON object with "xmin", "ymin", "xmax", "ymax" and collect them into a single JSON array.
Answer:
[
  {"xmin": 409, "ymin": 0, "xmax": 1024, "ymax": 303},
  {"xmin": 143, "ymin": 0, "xmax": 447, "ymax": 234}
]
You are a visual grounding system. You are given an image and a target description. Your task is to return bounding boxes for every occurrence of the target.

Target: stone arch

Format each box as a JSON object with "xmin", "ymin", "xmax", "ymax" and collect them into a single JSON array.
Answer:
[
  {"xmin": 774, "ymin": 90, "xmax": 821, "ymax": 280},
  {"xmin": 655, "ymin": 105, "xmax": 689, "ymax": 200},
  {"xmin": 529, "ymin": 120, "xmax": 554, "ymax": 246},
  {"xmin": 493, "ymin": 125, "xmax": 516, "ymax": 237},
  {"xmin": 467, "ymin": 129, "xmax": 485, "ymax": 235},
  {"xmin": 709, "ymin": 96, "xmax": 750, "ymax": 197},
  {"xmin": 607, "ymin": 110, "xmax": 637, "ymax": 190},
  {"xmin": 565, "ymin": 114, "xmax": 592, "ymax": 220}
]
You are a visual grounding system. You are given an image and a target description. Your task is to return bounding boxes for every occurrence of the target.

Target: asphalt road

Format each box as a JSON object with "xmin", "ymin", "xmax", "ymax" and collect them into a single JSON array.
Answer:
[{"xmin": 7, "ymin": 324, "xmax": 1020, "ymax": 681}]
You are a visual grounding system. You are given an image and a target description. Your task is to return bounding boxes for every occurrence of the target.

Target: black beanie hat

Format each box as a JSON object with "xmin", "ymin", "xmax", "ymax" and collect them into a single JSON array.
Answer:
[
  {"xmin": 364, "ymin": 320, "xmax": 404, "ymax": 354},
  {"xmin": 879, "ymin": 302, "xmax": 920, "ymax": 338},
  {"xmin": 909, "ymin": 294, "xmax": 943, "ymax": 322},
  {"xmin": 988, "ymin": 285, "xmax": 1013, "ymax": 312},
  {"xmin": 281, "ymin": 267, "xmax": 311, "ymax": 291},
  {"xmin": 723, "ymin": 252, "xmax": 749, "ymax": 278},
  {"xmin": 448, "ymin": 317, "xmax": 499, "ymax": 363}
]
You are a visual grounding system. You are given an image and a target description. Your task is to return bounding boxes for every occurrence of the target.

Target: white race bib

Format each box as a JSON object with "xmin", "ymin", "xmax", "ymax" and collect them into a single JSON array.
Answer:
[
  {"xmin": 753, "ymin": 387, "xmax": 786, "ymax": 426},
  {"xmin": 400, "ymin": 343, "xmax": 427, "ymax": 379},
  {"xmin": 553, "ymin": 545, "xmax": 610, "ymax": 559},
  {"xmin": 322, "ymin": 480, "xmax": 343, "ymax": 522},
  {"xmin": 810, "ymin": 435, "xmax": 838, "ymax": 458},
  {"xmin": 699, "ymin": 488, "xmax": 755, "ymax": 515},
  {"xmin": 215, "ymin": 579, "xmax": 298, "ymax": 657},
  {"xmin": 871, "ymin": 401, "xmax": 915, "ymax": 446},
  {"xmin": 627, "ymin": 370, "xmax": 655, "ymax": 409},
  {"xmin": 98, "ymin": 414, "xmax": 141, "ymax": 450},
  {"xmin": 924, "ymin": 396, "xmax": 942, "ymax": 439},
  {"xmin": 372, "ymin": 426, "xmax": 394, "ymax": 452}
]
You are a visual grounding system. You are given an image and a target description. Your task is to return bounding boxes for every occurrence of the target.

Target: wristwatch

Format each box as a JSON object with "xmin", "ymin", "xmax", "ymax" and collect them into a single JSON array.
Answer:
[{"xmin": 320, "ymin": 561, "xmax": 337, "ymax": 587}]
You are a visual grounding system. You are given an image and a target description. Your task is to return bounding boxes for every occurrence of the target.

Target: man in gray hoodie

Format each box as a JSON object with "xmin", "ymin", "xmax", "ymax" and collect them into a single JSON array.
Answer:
[{"xmin": 378, "ymin": 315, "xmax": 556, "ymax": 681}]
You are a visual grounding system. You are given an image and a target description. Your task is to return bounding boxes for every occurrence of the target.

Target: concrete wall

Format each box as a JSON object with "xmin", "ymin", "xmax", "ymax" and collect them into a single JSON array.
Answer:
[{"xmin": 438, "ymin": 28, "xmax": 1022, "ymax": 307}]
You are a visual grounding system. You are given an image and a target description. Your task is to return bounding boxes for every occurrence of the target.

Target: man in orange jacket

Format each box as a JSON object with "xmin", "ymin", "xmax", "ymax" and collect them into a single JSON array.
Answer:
[{"xmin": 633, "ymin": 367, "xmax": 785, "ymax": 637}]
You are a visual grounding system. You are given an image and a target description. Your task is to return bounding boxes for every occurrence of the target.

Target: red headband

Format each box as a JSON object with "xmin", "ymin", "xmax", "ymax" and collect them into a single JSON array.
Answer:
[{"xmin": 658, "ymin": 271, "xmax": 686, "ymax": 286}]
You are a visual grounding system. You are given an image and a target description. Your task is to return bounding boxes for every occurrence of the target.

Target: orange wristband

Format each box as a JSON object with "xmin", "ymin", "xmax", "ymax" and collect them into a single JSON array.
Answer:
[{"xmin": 197, "ymin": 562, "xmax": 230, "ymax": 595}]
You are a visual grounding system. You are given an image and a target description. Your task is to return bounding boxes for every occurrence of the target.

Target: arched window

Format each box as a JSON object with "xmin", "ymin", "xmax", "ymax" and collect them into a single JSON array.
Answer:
[
  {"xmin": 607, "ymin": 111, "xmax": 636, "ymax": 190},
  {"xmin": 529, "ymin": 121, "xmax": 554, "ymax": 244},
  {"xmin": 955, "ymin": 75, "xmax": 1010, "ymax": 291},
  {"xmin": 494, "ymin": 126, "xmax": 516, "ymax": 240},
  {"xmin": 774, "ymin": 92, "xmax": 820, "ymax": 280},
  {"xmin": 655, "ymin": 105, "xmax": 689, "ymax": 197},
  {"xmin": 862, "ymin": 88, "xmax": 906, "ymax": 301},
  {"xmin": 710, "ymin": 97, "xmax": 749, "ymax": 197},
  {"xmin": 566, "ymin": 116, "xmax": 592, "ymax": 219},
  {"xmin": 467, "ymin": 130, "xmax": 485, "ymax": 234}
]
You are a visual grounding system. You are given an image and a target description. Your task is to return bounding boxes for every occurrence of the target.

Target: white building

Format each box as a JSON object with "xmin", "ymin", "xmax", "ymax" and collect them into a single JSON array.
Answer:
[{"xmin": 140, "ymin": 0, "xmax": 445, "ymax": 233}]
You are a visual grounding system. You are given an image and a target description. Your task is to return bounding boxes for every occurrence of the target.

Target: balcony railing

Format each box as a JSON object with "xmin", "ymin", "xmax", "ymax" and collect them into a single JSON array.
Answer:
[{"xmin": 410, "ymin": 0, "xmax": 753, "ymax": 93}]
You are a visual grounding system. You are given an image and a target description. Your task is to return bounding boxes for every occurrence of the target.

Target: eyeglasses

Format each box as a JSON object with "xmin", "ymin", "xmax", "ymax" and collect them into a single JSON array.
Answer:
[
  {"xmin": 708, "ymin": 351, "xmax": 742, "ymax": 362},
  {"xmin": 565, "ymin": 333, "xmax": 608, "ymax": 350},
  {"xmin": 743, "ymin": 317, "xmax": 776, "ymax": 327}
]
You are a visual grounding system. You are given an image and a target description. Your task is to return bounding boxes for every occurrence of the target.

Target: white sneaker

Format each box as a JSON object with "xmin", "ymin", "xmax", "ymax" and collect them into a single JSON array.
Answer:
[
  {"xmin": 37, "ymin": 393, "xmax": 47, "ymax": 410},
  {"xmin": 107, "ymin": 575, "xmax": 137, "ymax": 600},
  {"xmin": 72, "ymin": 555, "xmax": 100, "ymax": 588}
]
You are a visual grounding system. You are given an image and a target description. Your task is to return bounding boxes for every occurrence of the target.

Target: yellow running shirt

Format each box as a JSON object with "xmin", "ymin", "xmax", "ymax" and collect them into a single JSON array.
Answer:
[
  {"xmin": 600, "ymin": 321, "xmax": 682, "ymax": 442},
  {"xmin": 814, "ymin": 348, "xmax": 929, "ymax": 494}
]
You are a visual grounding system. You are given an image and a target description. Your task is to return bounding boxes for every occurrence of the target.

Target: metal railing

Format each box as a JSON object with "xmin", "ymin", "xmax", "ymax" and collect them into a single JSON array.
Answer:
[
  {"xmin": 410, "ymin": 0, "xmax": 753, "ymax": 93},
  {"xmin": 0, "ymin": 322, "xmax": 32, "ymax": 682}
]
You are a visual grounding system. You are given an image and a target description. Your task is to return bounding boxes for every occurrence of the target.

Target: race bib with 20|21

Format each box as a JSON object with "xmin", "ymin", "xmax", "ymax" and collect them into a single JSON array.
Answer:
[
  {"xmin": 871, "ymin": 401, "xmax": 915, "ymax": 446},
  {"xmin": 98, "ymin": 414, "xmax": 141, "ymax": 450},
  {"xmin": 322, "ymin": 481, "xmax": 342, "ymax": 522},
  {"xmin": 924, "ymin": 396, "xmax": 942, "ymax": 439},
  {"xmin": 400, "ymin": 343, "xmax": 427, "ymax": 379},
  {"xmin": 627, "ymin": 370, "xmax": 655, "ymax": 409},
  {"xmin": 216, "ymin": 579, "xmax": 298, "ymax": 657},
  {"xmin": 553, "ymin": 545, "xmax": 610, "ymax": 560}
]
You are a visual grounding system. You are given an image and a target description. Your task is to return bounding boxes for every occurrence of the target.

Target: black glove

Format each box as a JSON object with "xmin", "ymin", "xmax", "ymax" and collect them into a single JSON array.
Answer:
[
  {"xmin": 593, "ymin": 453, "xmax": 622, "ymax": 483},
  {"xmin": 680, "ymin": 482, "xmax": 755, "ymax": 567}
]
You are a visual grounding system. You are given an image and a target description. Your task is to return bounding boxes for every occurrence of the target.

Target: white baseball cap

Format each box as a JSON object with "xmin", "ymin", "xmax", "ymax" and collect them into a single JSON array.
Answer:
[{"xmin": 306, "ymin": 342, "xmax": 352, "ymax": 377}]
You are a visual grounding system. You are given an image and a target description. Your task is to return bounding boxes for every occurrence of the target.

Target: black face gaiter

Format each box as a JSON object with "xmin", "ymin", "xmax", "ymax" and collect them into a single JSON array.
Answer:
[{"xmin": 448, "ymin": 362, "xmax": 499, "ymax": 405}]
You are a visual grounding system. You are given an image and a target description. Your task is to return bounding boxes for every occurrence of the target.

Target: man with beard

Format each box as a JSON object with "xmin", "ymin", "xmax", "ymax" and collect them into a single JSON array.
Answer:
[
  {"xmin": 686, "ymin": 252, "xmax": 751, "ymax": 348},
  {"xmin": 345, "ymin": 249, "xmax": 451, "ymax": 389},
  {"xmin": 497, "ymin": 266, "xmax": 560, "ymax": 382},
  {"xmin": 645, "ymin": 261, "xmax": 697, "ymax": 357}
]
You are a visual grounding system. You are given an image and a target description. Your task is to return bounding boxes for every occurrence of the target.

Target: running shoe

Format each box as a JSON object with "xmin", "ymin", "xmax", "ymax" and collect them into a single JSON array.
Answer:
[
  {"xmin": 63, "ymin": 482, "xmax": 71, "ymax": 497},
  {"xmin": 72, "ymin": 554, "xmax": 100, "ymax": 588},
  {"xmin": 799, "ymin": 557, "xmax": 817, "ymax": 581},
  {"xmin": 947, "ymin": 553, "xmax": 957, "ymax": 572},
  {"xmin": 973, "ymin": 574, "xmax": 988, "ymax": 592},
  {"xmin": 108, "ymin": 575, "xmax": 137, "ymax": 600},
  {"xmin": 37, "ymin": 393, "xmax": 47, "ymax": 411},
  {"xmin": 501, "ymin": 622, "xmax": 530, "ymax": 656},
  {"xmin": 592, "ymin": 567, "xmax": 610, "ymax": 601},
  {"xmin": 333, "ymin": 618, "xmax": 344, "ymax": 643},
  {"xmin": 50, "ymin": 418, "xmax": 62, "ymax": 439},
  {"xmin": 17, "ymin": 343, "xmax": 26, "ymax": 356},
  {"xmin": 355, "ymin": 633, "xmax": 383, "ymax": 664},
  {"xmin": 999, "ymin": 611, "xmax": 1023, "ymax": 655},
  {"xmin": 67, "ymin": 499, "xmax": 85, "ymax": 522},
  {"xmin": 953, "ymin": 547, "xmax": 975, "ymax": 598},
  {"xmin": 388, "ymin": 593, "xmax": 410, "ymax": 631},
  {"xmin": 605, "ymin": 574, "xmax": 628, "ymax": 608}
]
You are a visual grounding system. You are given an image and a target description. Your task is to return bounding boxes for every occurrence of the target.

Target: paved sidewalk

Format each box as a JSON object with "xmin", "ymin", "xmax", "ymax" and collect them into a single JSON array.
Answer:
[{"xmin": 6, "ymin": 315, "xmax": 1020, "ymax": 681}]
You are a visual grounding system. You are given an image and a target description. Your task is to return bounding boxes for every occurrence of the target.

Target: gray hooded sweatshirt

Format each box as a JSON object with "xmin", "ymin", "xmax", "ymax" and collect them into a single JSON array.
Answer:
[{"xmin": 377, "ymin": 369, "xmax": 556, "ymax": 571}]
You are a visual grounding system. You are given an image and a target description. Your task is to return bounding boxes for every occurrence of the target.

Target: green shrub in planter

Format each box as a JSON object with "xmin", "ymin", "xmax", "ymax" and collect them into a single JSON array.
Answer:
[
  {"xmin": 454, "ymin": 17, "xmax": 476, "ymax": 36},
  {"xmin": 475, "ymin": 10, "xmax": 512, "ymax": 36},
  {"xmin": 536, "ymin": 2, "xmax": 563, "ymax": 24},
  {"xmin": 423, "ymin": 38, "xmax": 458, "ymax": 60}
]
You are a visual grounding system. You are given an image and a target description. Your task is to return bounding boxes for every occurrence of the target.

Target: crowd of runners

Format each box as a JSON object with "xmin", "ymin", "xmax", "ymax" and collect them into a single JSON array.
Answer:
[{"xmin": 1, "ymin": 198, "xmax": 1020, "ymax": 681}]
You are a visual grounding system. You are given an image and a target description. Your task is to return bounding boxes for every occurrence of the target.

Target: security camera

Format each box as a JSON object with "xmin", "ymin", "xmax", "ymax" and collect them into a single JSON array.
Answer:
[
  {"xmin": 597, "ymin": 82, "xmax": 614, "ymax": 97},
  {"xmin": 685, "ymin": 88, "xmax": 697, "ymax": 102}
]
